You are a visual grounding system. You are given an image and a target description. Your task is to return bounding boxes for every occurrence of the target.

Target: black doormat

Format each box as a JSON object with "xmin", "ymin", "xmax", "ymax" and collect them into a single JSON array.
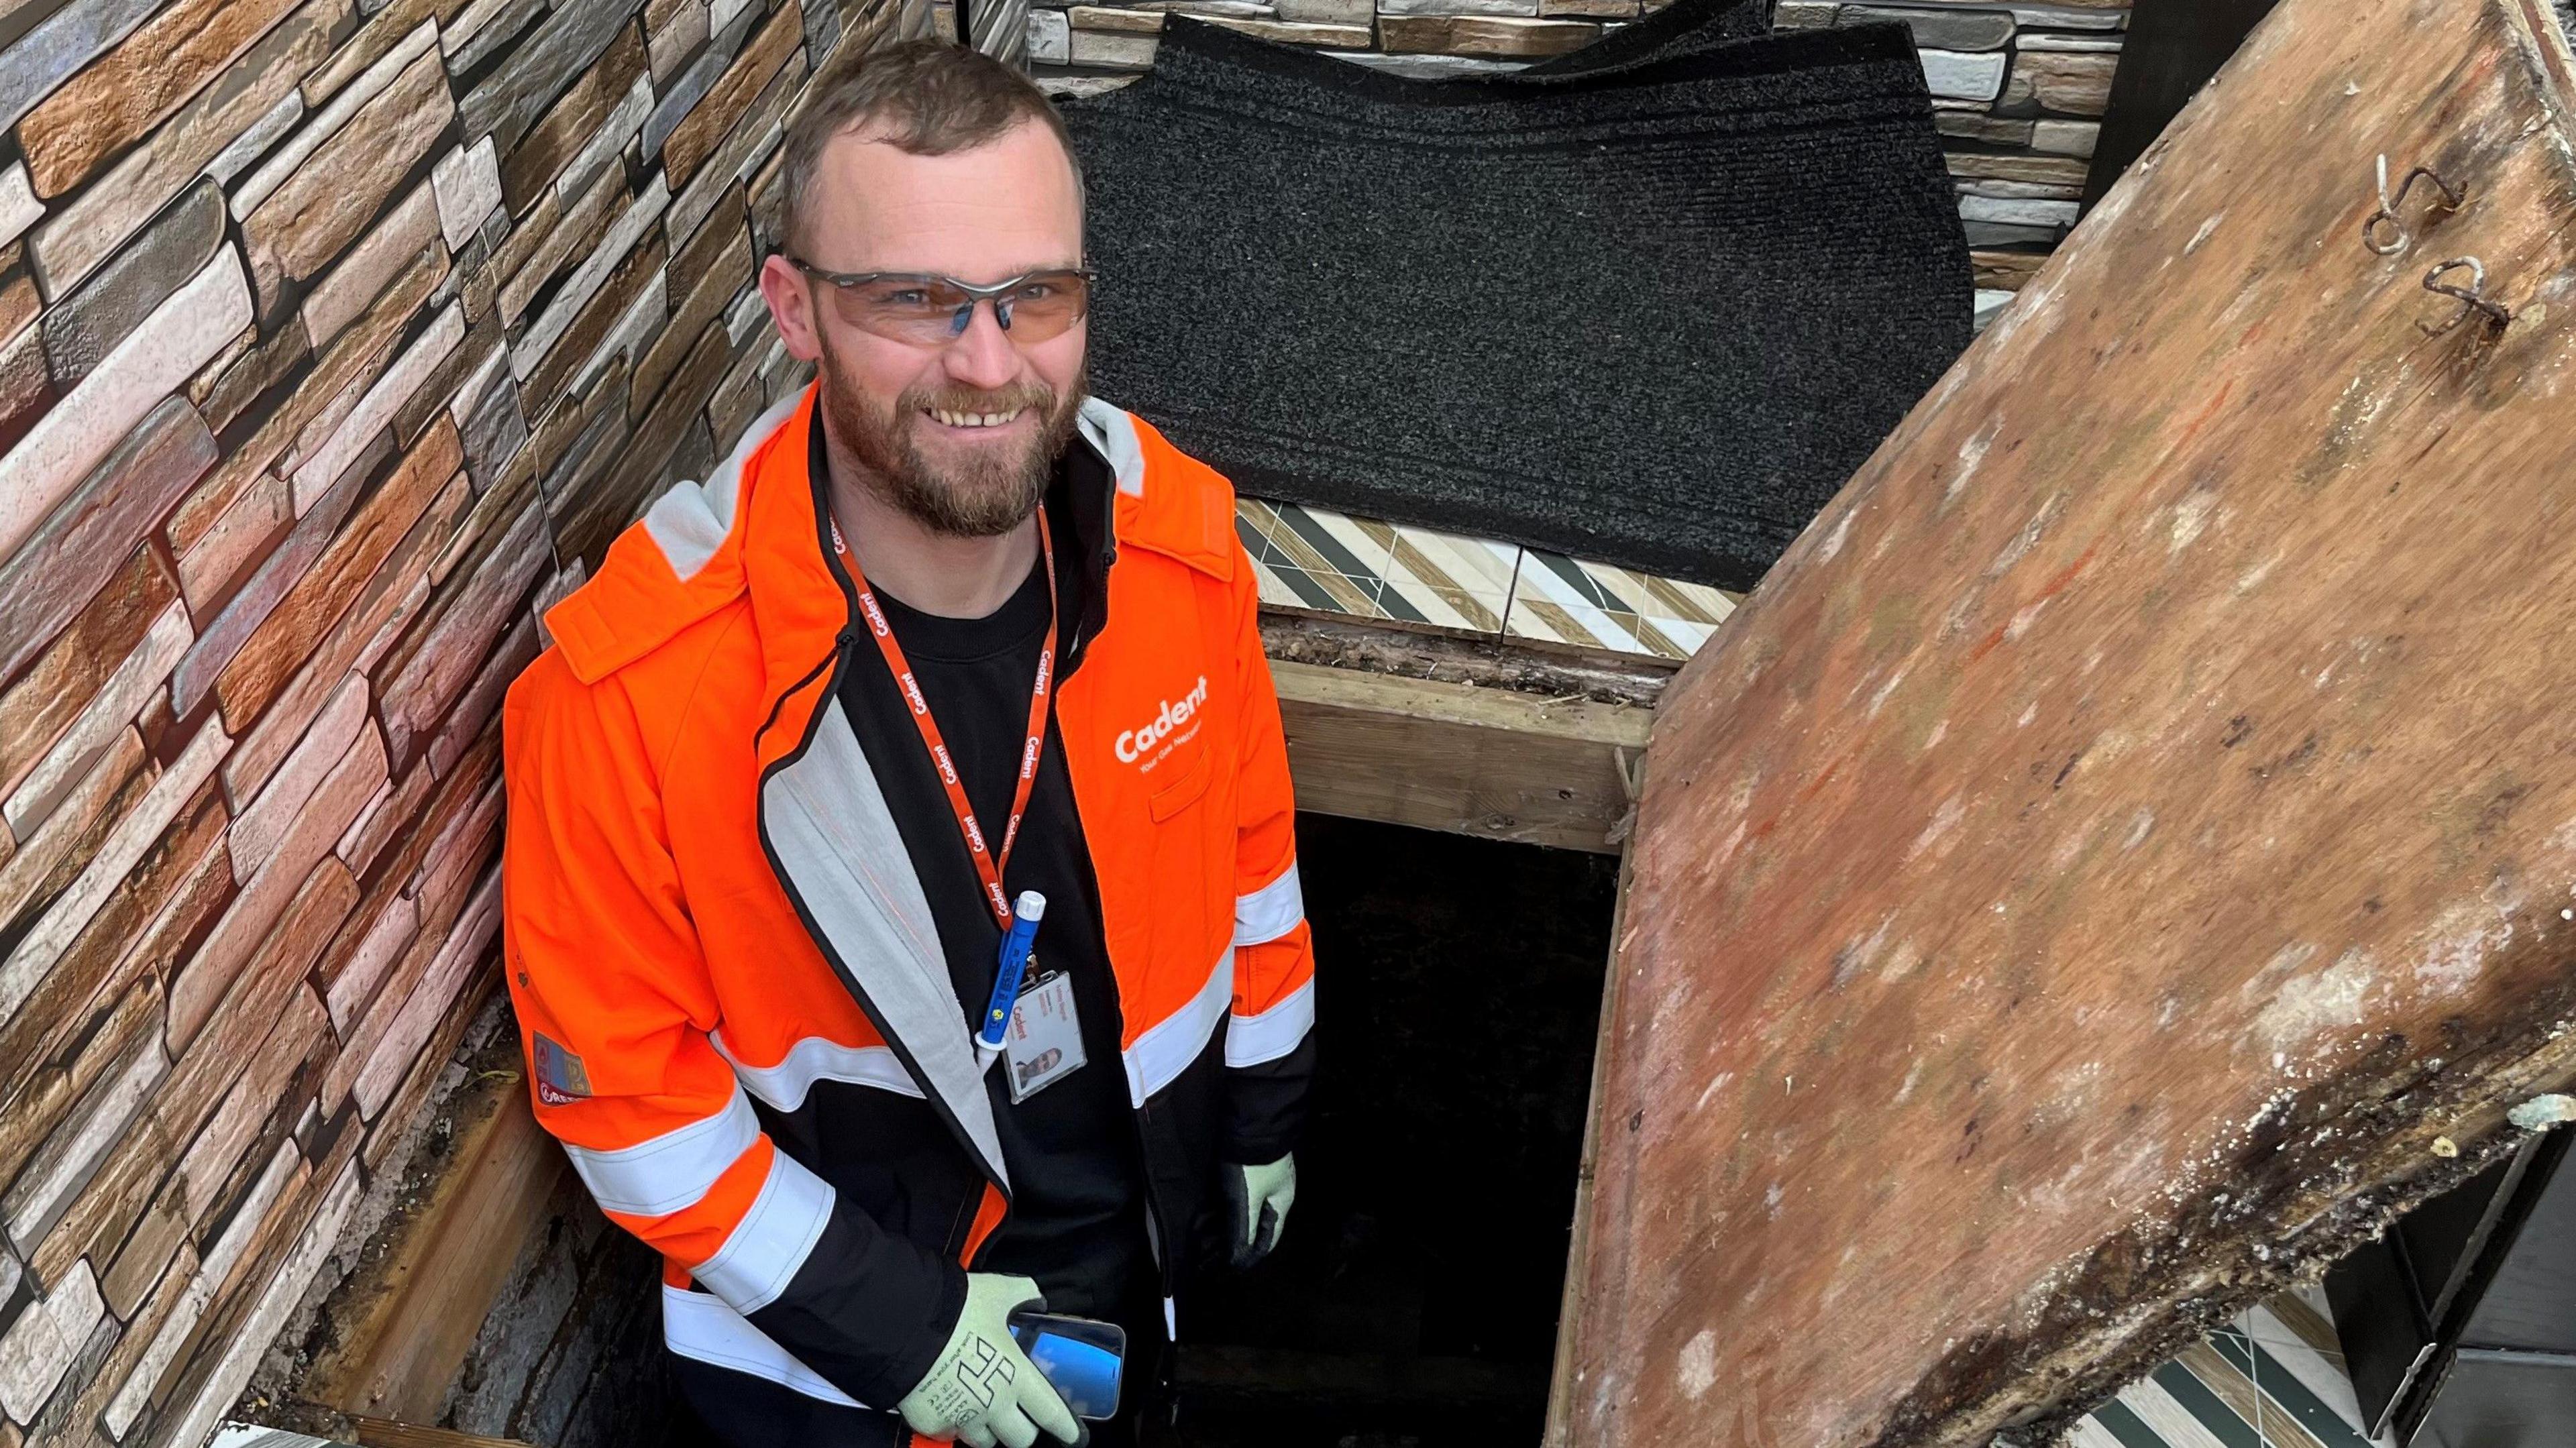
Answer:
[{"xmin": 1062, "ymin": 15, "xmax": 1970, "ymax": 590}]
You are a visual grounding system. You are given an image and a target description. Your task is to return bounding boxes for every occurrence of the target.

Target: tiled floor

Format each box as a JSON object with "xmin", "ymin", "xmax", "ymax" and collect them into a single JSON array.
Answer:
[
  {"xmin": 2067, "ymin": 1287, "xmax": 2392, "ymax": 1448},
  {"xmin": 1234, "ymin": 497, "xmax": 1741, "ymax": 663}
]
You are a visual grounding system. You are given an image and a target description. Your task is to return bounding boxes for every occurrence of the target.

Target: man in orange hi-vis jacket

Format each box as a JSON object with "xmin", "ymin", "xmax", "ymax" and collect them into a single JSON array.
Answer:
[{"xmin": 500, "ymin": 39, "xmax": 1313, "ymax": 1448}]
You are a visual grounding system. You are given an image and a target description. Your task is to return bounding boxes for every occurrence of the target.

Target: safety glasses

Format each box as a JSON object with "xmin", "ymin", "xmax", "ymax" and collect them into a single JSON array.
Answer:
[{"xmin": 788, "ymin": 259, "xmax": 1095, "ymax": 346}]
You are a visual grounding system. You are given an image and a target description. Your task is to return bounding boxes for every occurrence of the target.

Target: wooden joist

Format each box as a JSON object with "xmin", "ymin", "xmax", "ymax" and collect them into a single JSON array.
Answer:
[
  {"xmin": 1271, "ymin": 658, "xmax": 1654, "ymax": 854},
  {"xmin": 295, "ymin": 1049, "xmax": 564, "ymax": 1425},
  {"xmin": 1260, "ymin": 613, "xmax": 1667, "ymax": 854}
]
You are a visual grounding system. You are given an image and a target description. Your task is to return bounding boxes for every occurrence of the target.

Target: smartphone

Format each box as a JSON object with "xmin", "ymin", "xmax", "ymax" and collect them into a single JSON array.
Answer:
[{"xmin": 1006, "ymin": 1310, "xmax": 1126, "ymax": 1421}]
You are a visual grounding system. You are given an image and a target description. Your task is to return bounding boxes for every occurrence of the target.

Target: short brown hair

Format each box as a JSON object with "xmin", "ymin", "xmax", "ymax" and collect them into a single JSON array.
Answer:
[{"xmin": 780, "ymin": 39, "xmax": 1083, "ymax": 255}]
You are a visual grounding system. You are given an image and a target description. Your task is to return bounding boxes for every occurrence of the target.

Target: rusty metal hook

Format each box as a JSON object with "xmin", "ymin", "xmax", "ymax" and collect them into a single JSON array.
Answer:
[
  {"xmin": 2419, "ymin": 257, "xmax": 2512, "ymax": 335},
  {"xmin": 2363, "ymin": 155, "xmax": 2466, "ymax": 256}
]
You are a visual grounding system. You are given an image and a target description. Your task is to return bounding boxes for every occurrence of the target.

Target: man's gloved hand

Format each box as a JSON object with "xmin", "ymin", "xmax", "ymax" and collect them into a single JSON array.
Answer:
[
  {"xmin": 898, "ymin": 1273, "xmax": 1085, "ymax": 1448},
  {"xmin": 1222, "ymin": 1154, "xmax": 1297, "ymax": 1268}
]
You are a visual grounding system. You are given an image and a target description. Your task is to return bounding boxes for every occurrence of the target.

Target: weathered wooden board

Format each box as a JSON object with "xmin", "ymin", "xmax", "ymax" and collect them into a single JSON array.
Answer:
[
  {"xmin": 1272, "ymin": 658, "xmax": 1652, "ymax": 854},
  {"xmin": 297, "ymin": 1063, "xmax": 565, "ymax": 1424},
  {"xmin": 1560, "ymin": 1, "xmax": 2576, "ymax": 1443}
]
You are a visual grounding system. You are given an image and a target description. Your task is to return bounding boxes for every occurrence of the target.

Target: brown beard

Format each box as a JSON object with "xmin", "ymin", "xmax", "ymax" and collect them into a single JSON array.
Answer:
[{"xmin": 815, "ymin": 341, "xmax": 1085, "ymax": 539}]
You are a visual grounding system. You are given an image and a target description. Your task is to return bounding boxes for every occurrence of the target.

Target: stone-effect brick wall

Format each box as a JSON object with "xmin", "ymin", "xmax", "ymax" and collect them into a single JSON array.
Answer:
[
  {"xmin": 1026, "ymin": 0, "xmax": 2125, "ymax": 305},
  {"xmin": 1780, "ymin": 4, "xmax": 2118, "ymax": 257},
  {"xmin": 0, "ymin": 0, "xmax": 912, "ymax": 1440}
]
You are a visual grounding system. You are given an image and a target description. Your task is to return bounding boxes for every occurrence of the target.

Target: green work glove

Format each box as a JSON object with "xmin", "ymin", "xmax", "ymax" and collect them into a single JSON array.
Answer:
[
  {"xmin": 898, "ymin": 1273, "xmax": 1084, "ymax": 1448},
  {"xmin": 1223, "ymin": 1154, "xmax": 1297, "ymax": 1268}
]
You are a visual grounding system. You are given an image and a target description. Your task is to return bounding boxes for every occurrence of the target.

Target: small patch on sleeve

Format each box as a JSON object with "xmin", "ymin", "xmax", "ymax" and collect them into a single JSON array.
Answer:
[{"xmin": 533, "ymin": 1032, "xmax": 593, "ymax": 1107}]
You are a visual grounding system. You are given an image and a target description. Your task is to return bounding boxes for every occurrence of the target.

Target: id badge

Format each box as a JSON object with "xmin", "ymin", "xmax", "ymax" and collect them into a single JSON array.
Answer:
[{"xmin": 1004, "ymin": 970, "xmax": 1087, "ymax": 1103}]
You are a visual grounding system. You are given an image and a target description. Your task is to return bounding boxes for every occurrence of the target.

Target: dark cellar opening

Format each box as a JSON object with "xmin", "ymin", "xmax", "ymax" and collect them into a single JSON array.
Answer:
[
  {"xmin": 1163, "ymin": 814, "xmax": 1621, "ymax": 1447},
  {"xmin": 437, "ymin": 813, "xmax": 1621, "ymax": 1448}
]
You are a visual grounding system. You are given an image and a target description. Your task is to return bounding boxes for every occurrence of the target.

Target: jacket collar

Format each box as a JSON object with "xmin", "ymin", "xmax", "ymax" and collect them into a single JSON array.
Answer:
[{"xmin": 1085, "ymin": 397, "xmax": 1238, "ymax": 586}]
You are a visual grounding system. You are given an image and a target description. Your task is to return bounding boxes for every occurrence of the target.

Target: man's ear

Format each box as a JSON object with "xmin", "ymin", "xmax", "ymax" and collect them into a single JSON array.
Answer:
[{"xmin": 759, "ymin": 252, "xmax": 824, "ymax": 363}]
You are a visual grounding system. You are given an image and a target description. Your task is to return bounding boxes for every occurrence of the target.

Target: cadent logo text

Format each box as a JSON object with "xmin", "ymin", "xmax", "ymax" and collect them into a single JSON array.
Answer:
[{"xmin": 1116, "ymin": 676, "xmax": 1210, "ymax": 765}]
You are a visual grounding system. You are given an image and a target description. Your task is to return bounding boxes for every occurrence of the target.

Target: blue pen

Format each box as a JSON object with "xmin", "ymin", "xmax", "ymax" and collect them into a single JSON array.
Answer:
[{"xmin": 978, "ymin": 891, "xmax": 1046, "ymax": 1066}]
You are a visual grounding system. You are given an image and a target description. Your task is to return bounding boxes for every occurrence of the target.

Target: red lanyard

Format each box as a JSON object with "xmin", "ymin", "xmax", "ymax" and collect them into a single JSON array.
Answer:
[{"xmin": 831, "ymin": 514, "xmax": 1058, "ymax": 928}]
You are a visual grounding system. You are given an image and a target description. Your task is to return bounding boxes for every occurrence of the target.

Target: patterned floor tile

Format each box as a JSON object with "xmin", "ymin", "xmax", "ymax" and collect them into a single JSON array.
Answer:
[
  {"xmin": 1385, "ymin": 523, "xmax": 1516, "ymax": 633},
  {"xmin": 2114, "ymin": 1375, "xmax": 2240, "ymax": 1448},
  {"xmin": 1236, "ymin": 496, "xmax": 1741, "ymax": 661},
  {"xmin": 2047, "ymin": 1292, "xmax": 2390, "ymax": 1448},
  {"xmin": 1503, "ymin": 549, "xmax": 1742, "ymax": 660},
  {"xmin": 1236, "ymin": 505, "xmax": 1390, "ymax": 618}
]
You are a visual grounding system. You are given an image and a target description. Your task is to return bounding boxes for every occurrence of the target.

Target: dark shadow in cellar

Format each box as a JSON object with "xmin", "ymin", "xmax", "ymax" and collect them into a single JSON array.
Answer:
[{"xmin": 1164, "ymin": 814, "xmax": 1619, "ymax": 1447}]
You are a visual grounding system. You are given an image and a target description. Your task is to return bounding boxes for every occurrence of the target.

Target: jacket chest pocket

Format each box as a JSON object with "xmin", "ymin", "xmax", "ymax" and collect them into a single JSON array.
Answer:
[
  {"xmin": 1147, "ymin": 744, "xmax": 1211, "ymax": 821},
  {"xmin": 1138, "ymin": 720, "xmax": 1224, "ymax": 976}
]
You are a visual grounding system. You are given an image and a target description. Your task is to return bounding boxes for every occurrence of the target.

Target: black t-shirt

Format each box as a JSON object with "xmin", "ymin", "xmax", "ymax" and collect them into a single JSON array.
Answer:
[{"xmin": 832, "ymin": 498, "xmax": 1155, "ymax": 1327}]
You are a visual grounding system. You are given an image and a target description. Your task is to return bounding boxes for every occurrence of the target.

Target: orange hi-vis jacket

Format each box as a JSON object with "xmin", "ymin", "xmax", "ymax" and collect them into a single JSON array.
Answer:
[{"xmin": 500, "ymin": 387, "xmax": 1316, "ymax": 1437}]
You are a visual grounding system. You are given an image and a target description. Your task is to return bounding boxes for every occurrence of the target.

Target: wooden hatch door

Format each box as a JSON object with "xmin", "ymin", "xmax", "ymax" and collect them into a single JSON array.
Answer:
[{"xmin": 1554, "ymin": 0, "xmax": 2576, "ymax": 1443}]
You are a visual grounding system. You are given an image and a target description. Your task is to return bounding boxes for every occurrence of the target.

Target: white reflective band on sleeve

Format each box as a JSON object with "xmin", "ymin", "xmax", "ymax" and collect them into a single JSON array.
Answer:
[
  {"xmin": 690, "ymin": 1146, "xmax": 836, "ymax": 1314},
  {"xmin": 1224, "ymin": 977, "xmax": 1315, "ymax": 1068},
  {"xmin": 561, "ymin": 1088, "xmax": 760, "ymax": 1217},
  {"xmin": 662, "ymin": 1285, "xmax": 867, "ymax": 1408},
  {"xmin": 1232, "ymin": 862, "xmax": 1305, "ymax": 948},
  {"xmin": 712, "ymin": 1029, "xmax": 925, "ymax": 1111},
  {"xmin": 1122, "ymin": 947, "xmax": 1233, "ymax": 1107}
]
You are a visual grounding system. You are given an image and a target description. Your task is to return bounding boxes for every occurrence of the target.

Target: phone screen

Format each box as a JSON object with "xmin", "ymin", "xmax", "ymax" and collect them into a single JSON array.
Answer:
[{"xmin": 1007, "ymin": 1311, "xmax": 1126, "ymax": 1421}]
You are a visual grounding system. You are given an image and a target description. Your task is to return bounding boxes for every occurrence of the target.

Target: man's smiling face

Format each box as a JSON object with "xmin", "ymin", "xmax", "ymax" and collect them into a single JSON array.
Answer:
[{"xmin": 765, "ymin": 115, "xmax": 1088, "ymax": 537}]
